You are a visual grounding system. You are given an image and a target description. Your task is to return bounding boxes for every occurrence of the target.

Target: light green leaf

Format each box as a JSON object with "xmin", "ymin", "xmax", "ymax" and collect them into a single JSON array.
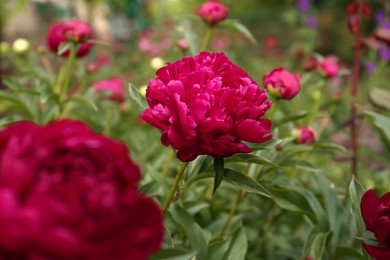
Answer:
[
  {"xmin": 64, "ymin": 96, "xmax": 98, "ymax": 111},
  {"xmin": 128, "ymin": 83, "xmax": 147, "ymax": 110},
  {"xmin": 364, "ymin": 110, "xmax": 390, "ymax": 152},
  {"xmin": 273, "ymin": 111, "xmax": 309, "ymax": 127},
  {"xmin": 58, "ymin": 42, "xmax": 71, "ymax": 55},
  {"xmin": 149, "ymin": 248, "xmax": 197, "ymax": 260},
  {"xmin": 302, "ymin": 228, "xmax": 331, "ymax": 260},
  {"xmin": 369, "ymin": 88, "xmax": 390, "ymax": 110},
  {"xmin": 225, "ymin": 153, "xmax": 280, "ymax": 168},
  {"xmin": 223, "ymin": 225, "xmax": 248, "ymax": 260},
  {"xmin": 208, "ymin": 238, "xmax": 231, "ymax": 260},
  {"xmin": 218, "ymin": 19, "xmax": 257, "ymax": 44}
]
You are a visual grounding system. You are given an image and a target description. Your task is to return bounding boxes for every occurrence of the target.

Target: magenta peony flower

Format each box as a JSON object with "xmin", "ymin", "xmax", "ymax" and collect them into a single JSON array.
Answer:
[
  {"xmin": 198, "ymin": 1, "xmax": 229, "ymax": 25},
  {"xmin": 47, "ymin": 21, "xmax": 93, "ymax": 58},
  {"xmin": 263, "ymin": 67, "xmax": 301, "ymax": 100},
  {"xmin": 0, "ymin": 120, "xmax": 164, "ymax": 260},
  {"xmin": 141, "ymin": 52, "xmax": 272, "ymax": 162},
  {"xmin": 361, "ymin": 189, "xmax": 390, "ymax": 260},
  {"xmin": 91, "ymin": 77, "xmax": 125, "ymax": 103},
  {"xmin": 317, "ymin": 58, "xmax": 339, "ymax": 78},
  {"xmin": 292, "ymin": 126, "xmax": 316, "ymax": 144}
]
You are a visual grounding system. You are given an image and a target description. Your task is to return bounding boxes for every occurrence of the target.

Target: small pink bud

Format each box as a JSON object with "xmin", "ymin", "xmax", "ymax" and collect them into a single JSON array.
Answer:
[
  {"xmin": 263, "ymin": 67, "xmax": 301, "ymax": 100},
  {"xmin": 198, "ymin": 1, "xmax": 229, "ymax": 25},
  {"xmin": 317, "ymin": 58, "xmax": 339, "ymax": 78},
  {"xmin": 292, "ymin": 127, "xmax": 317, "ymax": 144},
  {"xmin": 177, "ymin": 38, "xmax": 190, "ymax": 51}
]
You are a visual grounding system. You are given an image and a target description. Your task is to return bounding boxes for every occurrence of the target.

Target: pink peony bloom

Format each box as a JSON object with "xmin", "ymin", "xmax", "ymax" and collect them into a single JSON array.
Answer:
[
  {"xmin": 0, "ymin": 120, "xmax": 164, "ymax": 260},
  {"xmin": 263, "ymin": 67, "xmax": 301, "ymax": 100},
  {"xmin": 141, "ymin": 52, "xmax": 272, "ymax": 162},
  {"xmin": 292, "ymin": 126, "xmax": 316, "ymax": 144},
  {"xmin": 91, "ymin": 77, "xmax": 125, "ymax": 103},
  {"xmin": 199, "ymin": 1, "xmax": 229, "ymax": 25},
  {"xmin": 62, "ymin": 20, "xmax": 92, "ymax": 43},
  {"xmin": 47, "ymin": 21, "xmax": 93, "ymax": 58},
  {"xmin": 317, "ymin": 58, "xmax": 339, "ymax": 78}
]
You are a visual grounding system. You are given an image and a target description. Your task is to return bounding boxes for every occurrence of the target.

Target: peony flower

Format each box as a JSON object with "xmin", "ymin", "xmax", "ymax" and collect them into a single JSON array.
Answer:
[
  {"xmin": 177, "ymin": 38, "xmax": 190, "ymax": 51},
  {"xmin": 292, "ymin": 126, "xmax": 316, "ymax": 144},
  {"xmin": 361, "ymin": 189, "xmax": 390, "ymax": 260},
  {"xmin": 47, "ymin": 21, "xmax": 93, "ymax": 58},
  {"xmin": 317, "ymin": 58, "xmax": 339, "ymax": 78},
  {"xmin": 141, "ymin": 52, "xmax": 272, "ymax": 162},
  {"xmin": 91, "ymin": 77, "xmax": 125, "ymax": 103},
  {"xmin": 0, "ymin": 120, "xmax": 163, "ymax": 260},
  {"xmin": 263, "ymin": 67, "xmax": 301, "ymax": 100},
  {"xmin": 198, "ymin": 1, "xmax": 229, "ymax": 26}
]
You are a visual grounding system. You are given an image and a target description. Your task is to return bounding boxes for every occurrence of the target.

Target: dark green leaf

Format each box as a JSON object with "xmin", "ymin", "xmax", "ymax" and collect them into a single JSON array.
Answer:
[
  {"xmin": 223, "ymin": 169, "xmax": 271, "ymax": 198},
  {"xmin": 273, "ymin": 111, "xmax": 309, "ymax": 127},
  {"xmin": 369, "ymin": 88, "xmax": 390, "ymax": 110},
  {"xmin": 302, "ymin": 227, "xmax": 331, "ymax": 260},
  {"xmin": 313, "ymin": 142, "xmax": 348, "ymax": 154},
  {"xmin": 207, "ymin": 238, "xmax": 230, "ymax": 260},
  {"xmin": 64, "ymin": 96, "xmax": 98, "ymax": 111},
  {"xmin": 334, "ymin": 247, "xmax": 363, "ymax": 260},
  {"xmin": 225, "ymin": 153, "xmax": 280, "ymax": 168},
  {"xmin": 213, "ymin": 157, "xmax": 224, "ymax": 194},
  {"xmin": 222, "ymin": 225, "xmax": 248, "ymax": 260},
  {"xmin": 149, "ymin": 248, "xmax": 197, "ymax": 260}
]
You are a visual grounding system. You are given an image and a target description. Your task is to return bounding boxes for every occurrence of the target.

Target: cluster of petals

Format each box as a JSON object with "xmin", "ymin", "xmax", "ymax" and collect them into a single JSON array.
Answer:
[
  {"xmin": 317, "ymin": 57, "xmax": 339, "ymax": 78},
  {"xmin": 47, "ymin": 20, "xmax": 93, "ymax": 58},
  {"xmin": 292, "ymin": 126, "xmax": 316, "ymax": 144},
  {"xmin": 0, "ymin": 120, "xmax": 163, "ymax": 260},
  {"xmin": 91, "ymin": 77, "xmax": 125, "ymax": 103},
  {"xmin": 141, "ymin": 52, "xmax": 272, "ymax": 162},
  {"xmin": 361, "ymin": 189, "xmax": 390, "ymax": 260},
  {"xmin": 198, "ymin": 1, "xmax": 229, "ymax": 25},
  {"xmin": 263, "ymin": 67, "xmax": 301, "ymax": 100}
]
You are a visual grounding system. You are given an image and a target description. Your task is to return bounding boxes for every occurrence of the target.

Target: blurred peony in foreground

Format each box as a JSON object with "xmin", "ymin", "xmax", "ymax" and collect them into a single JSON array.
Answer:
[
  {"xmin": 198, "ymin": 1, "xmax": 229, "ymax": 25},
  {"xmin": 141, "ymin": 52, "xmax": 272, "ymax": 162},
  {"xmin": 47, "ymin": 20, "xmax": 93, "ymax": 58},
  {"xmin": 0, "ymin": 120, "xmax": 163, "ymax": 260},
  {"xmin": 361, "ymin": 189, "xmax": 390, "ymax": 260},
  {"xmin": 263, "ymin": 67, "xmax": 301, "ymax": 100}
]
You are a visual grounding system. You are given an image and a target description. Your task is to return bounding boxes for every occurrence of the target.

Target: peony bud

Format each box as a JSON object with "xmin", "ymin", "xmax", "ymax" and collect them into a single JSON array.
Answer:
[
  {"xmin": 62, "ymin": 20, "xmax": 92, "ymax": 43},
  {"xmin": 177, "ymin": 38, "xmax": 190, "ymax": 51},
  {"xmin": 263, "ymin": 67, "xmax": 301, "ymax": 100},
  {"xmin": 91, "ymin": 77, "xmax": 125, "ymax": 103},
  {"xmin": 12, "ymin": 38, "xmax": 30, "ymax": 53},
  {"xmin": 150, "ymin": 57, "xmax": 165, "ymax": 70},
  {"xmin": 198, "ymin": 1, "xmax": 229, "ymax": 26},
  {"xmin": 317, "ymin": 58, "xmax": 339, "ymax": 78},
  {"xmin": 292, "ymin": 127, "xmax": 316, "ymax": 144}
]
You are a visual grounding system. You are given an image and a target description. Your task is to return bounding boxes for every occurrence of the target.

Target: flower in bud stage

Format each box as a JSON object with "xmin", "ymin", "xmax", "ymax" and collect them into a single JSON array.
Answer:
[
  {"xmin": 317, "ymin": 58, "xmax": 339, "ymax": 78},
  {"xmin": 12, "ymin": 38, "xmax": 30, "ymax": 54},
  {"xmin": 141, "ymin": 52, "xmax": 272, "ymax": 162},
  {"xmin": 198, "ymin": 1, "xmax": 229, "ymax": 26},
  {"xmin": 46, "ymin": 20, "xmax": 93, "ymax": 58},
  {"xmin": 292, "ymin": 127, "xmax": 316, "ymax": 144},
  {"xmin": 91, "ymin": 77, "xmax": 125, "ymax": 103},
  {"xmin": 262, "ymin": 67, "xmax": 301, "ymax": 100},
  {"xmin": 177, "ymin": 38, "xmax": 190, "ymax": 51}
]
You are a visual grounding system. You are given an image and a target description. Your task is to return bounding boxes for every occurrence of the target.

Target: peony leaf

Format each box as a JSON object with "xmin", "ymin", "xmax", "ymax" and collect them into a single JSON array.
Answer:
[
  {"xmin": 313, "ymin": 142, "xmax": 348, "ymax": 154},
  {"xmin": 223, "ymin": 169, "xmax": 272, "ymax": 198},
  {"xmin": 273, "ymin": 111, "xmax": 309, "ymax": 127},
  {"xmin": 225, "ymin": 153, "xmax": 280, "ymax": 168},
  {"xmin": 364, "ymin": 110, "xmax": 390, "ymax": 153},
  {"xmin": 57, "ymin": 42, "xmax": 71, "ymax": 56},
  {"xmin": 170, "ymin": 204, "xmax": 208, "ymax": 259},
  {"xmin": 218, "ymin": 19, "xmax": 257, "ymax": 44},
  {"xmin": 213, "ymin": 157, "xmax": 224, "ymax": 195},
  {"xmin": 128, "ymin": 83, "xmax": 147, "ymax": 110},
  {"xmin": 149, "ymin": 248, "xmax": 197, "ymax": 260},
  {"xmin": 222, "ymin": 224, "xmax": 248, "ymax": 260},
  {"xmin": 302, "ymin": 227, "xmax": 331, "ymax": 260},
  {"xmin": 349, "ymin": 176, "xmax": 372, "ymax": 260},
  {"xmin": 369, "ymin": 88, "xmax": 390, "ymax": 111},
  {"xmin": 64, "ymin": 96, "xmax": 98, "ymax": 111},
  {"xmin": 207, "ymin": 238, "xmax": 231, "ymax": 259},
  {"xmin": 0, "ymin": 91, "xmax": 36, "ymax": 121}
]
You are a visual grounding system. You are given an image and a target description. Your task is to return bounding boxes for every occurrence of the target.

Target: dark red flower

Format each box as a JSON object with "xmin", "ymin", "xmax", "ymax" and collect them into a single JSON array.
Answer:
[
  {"xmin": 0, "ymin": 120, "xmax": 163, "ymax": 260},
  {"xmin": 346, "ymin": 2, "xmax": 371, "ymax": 35},
  {"xmin": 141, "ymin": 52, "xmax": 272, "ymax": 162},
  {"xmin": 47, "ymin": 21, "xmax": 93, "ymax": 58},
  {"xmin": 361, "ymin": 189, "xmax": 390, "ymax": 260}
]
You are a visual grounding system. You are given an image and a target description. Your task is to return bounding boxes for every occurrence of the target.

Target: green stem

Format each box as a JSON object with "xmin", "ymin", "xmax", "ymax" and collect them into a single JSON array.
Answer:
[
  {"xmin": 306, "ymin": 82, "xmax": 325, "ymax": 126},
  {"xmin": 54, "ymin": 63, "xmax": 67, "ymax": 95},
  {"xmin": 219, "ymin": 190, "xmax": 243, "ymax": 237},
  {"xmin": 161, "ymin": 148, "xmax": 175, "ymax": 177},
  {"xmin": 162, "ymin": 161, "xmax": 189, "ymax": 215},
  {"xmin": 200, "ymin": 27, "xmax": 213, "ymax": 52},
  {"xmin": 61, "ymin": 43, "xmax": 77, "ymax": 102}
]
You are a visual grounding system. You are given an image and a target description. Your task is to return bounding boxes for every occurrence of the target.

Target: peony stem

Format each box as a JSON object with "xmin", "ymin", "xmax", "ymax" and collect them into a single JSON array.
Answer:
[
  {"xmin": 219, "ymin": 190, "xmax": 244, "ymax": 237},
  {"xmin": 61, "ymin": 43, "xmax": 77, "ymax": 101},
  {"xmin": 200, "ymin": 27, "xmax": 213, "ymax": 52},
  {"xmin": 161, "ymin": 161, "xmax": 189, "ymax": 215},
  {"xmin": 350, "ymin": 0, "xmax": 364, "ymax": 177},
  {"xmin": 161, "ymin": 148, "xmax": 175, "ymax": 177}
]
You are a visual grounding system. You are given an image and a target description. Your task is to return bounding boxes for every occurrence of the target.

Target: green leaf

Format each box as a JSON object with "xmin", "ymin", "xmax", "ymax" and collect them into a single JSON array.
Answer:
[
  {"xmin": 2, "ymin": 76, "xmax": 22, "ymax": 90},
  {"xmin": 149, "ymin": 248, "xmax": 197, "ymax": 260},
  {"xmin": 225, "ymin": 153, "xmax": 280, "ymax": 168},
  {"xmin": 170, "ymin": 204, "xmax": 208, "ymax": 259},
  {"xmin": 222, "ymin": 225, "xmax": 248, "ymax": 260},
  {"xmin": 213, "ymin": 157, "xmax": 224, "ymax": 195},
  {"xmin": 364, "ymin": 110, "xmax": 390, "ymax": 152},
  {"xmin": 273, "ymin": 111, "xmax": 309, "ymax": 127},
  {"xmin": 349, "ymin": 176, "xmax": 371, "ymax": 259},
  {"xmin": 302, "ymin": 228, "xmax": 331, "ymax": 260},
  {"xmin": 313, "ymin": 142, "xmax": 348, "ymax": 154},
  {"xmin": 128, "ymin": 83, "xmax": 147, "ymax": 111},
  {"xmin": 369, "ymin": 88, "xmax": 390, "ymax": 110},
  {"xmin": 334, "ymin": 247, "xmax": 363, "ymax": 260},
  {"xmin": 63, "ymin": 96, "xmax": 98, "ymax": 111},
  {"xmin": 58, "ymin": 42, "xmax": 71, "ymax": 55},
  {"xmin": 223, "ymin": 169, "xmax": 272, "ymax": 198},
  {"xmin": 218, "ymin": 19, "xmax": 257, "ymax": 44},
  {"xmin": 207, "ymin": 238, "xmax": 231, "ymax": 260},
  {"xmin": 0, "ymin": 92, "xmax": 35, "ymax": 121}
]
